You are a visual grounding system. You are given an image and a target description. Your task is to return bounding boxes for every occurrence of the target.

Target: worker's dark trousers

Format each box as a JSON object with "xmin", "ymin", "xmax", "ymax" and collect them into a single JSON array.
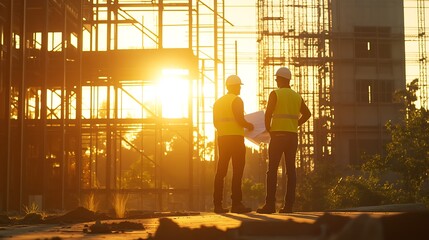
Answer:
[
  {"xmin": 265, "ymin": 132, "xmax": 298, "ymax": 208},
  {"xmin": 213, "ymin": 135, "xmax": 246, "ymax": 207}
]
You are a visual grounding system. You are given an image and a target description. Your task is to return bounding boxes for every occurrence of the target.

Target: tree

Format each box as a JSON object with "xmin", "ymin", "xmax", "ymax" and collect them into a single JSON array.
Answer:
[
  {"xmin": 119, "ymin": 131, "xmax": 158, "ymax": 189},
  {"xmin": 318, "ymin": 80, "xmax": 429, "ymax": 210},
  {"xmin": 338, "ymin": 79, "xmax": 429, "ymax": 207},
  {"xmin": 362, "ymin": 79, "xmax": 429, "ymax": 202}
]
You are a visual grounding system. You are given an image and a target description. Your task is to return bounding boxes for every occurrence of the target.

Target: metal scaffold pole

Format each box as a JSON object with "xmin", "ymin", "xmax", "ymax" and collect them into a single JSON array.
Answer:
[{"xmin": 417, "ymin": 0, "xmax": 428, "ymax": 109}]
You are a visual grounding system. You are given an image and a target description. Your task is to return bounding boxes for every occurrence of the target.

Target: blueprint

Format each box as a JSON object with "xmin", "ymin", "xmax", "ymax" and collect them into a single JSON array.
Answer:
[{"xmin": 244, "ymin": 110, "xmax": 270, "ymax": 144}]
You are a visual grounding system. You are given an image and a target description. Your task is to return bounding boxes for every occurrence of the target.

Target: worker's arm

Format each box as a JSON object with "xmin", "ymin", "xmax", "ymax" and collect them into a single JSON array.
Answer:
[
  {"xmin": 298, "ymin": 98, "xmax": 311, "ymax": 126},
  {"xmin": 264, "ymin": 91, "xmax": 277, "ymax": 132},
  {"xmin": 232, "ymin": 97, "xmax": 254, "ymax": 131}
]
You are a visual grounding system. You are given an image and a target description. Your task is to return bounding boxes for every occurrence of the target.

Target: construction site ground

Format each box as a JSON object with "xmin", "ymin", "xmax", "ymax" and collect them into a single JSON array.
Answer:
[{"xmin": 0, "ymin": 203, "xmax": 428, "ymax": 240}]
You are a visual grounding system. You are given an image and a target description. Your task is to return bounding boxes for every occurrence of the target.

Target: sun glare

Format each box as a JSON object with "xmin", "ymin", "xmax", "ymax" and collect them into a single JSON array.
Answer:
[
  {"xmin": 79, "ymin": 69, "xmax": 191, "ymax": 120},
  {"xmin": 157, "ymin": 69, "xmax": 191, "ymax": 118}
]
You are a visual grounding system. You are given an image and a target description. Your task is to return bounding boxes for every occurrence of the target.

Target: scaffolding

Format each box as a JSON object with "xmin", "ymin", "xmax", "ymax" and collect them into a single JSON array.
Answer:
[
  {"xmin": 0, "ymin": 0, "xmax": 226, "ymax": 212},
  {"xmin": 257, "ymin": 0, "xmax": 428, "ymax": 168},
  {"xmin": 417, "ymin": 0, "xmax": 428, "ymax": 108},
  {"xmin": 257, "ymin": 0, "xmax": 333, "ymax": 170}
]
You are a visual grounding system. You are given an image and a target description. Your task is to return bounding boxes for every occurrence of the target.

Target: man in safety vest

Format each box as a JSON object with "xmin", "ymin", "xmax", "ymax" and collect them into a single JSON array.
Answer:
[
  {"xmin": 213, "ymin": 75, "xmax": 254, "ymax": 214},
  {"xmin": 257, "ymin": 67, "xmax": 311, "ymax": 214}
]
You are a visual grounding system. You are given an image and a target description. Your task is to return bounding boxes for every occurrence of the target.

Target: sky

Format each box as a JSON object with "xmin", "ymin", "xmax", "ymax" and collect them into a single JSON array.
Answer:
[{"xmin": 223, "ymin": 1, "xmax": 259, "ymax": 113}]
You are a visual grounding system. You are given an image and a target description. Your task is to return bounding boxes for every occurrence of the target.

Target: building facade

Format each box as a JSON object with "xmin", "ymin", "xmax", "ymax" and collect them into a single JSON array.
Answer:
[{"xmin": 331, "ymin": 0, "xmax": 406, "ymax": 165}]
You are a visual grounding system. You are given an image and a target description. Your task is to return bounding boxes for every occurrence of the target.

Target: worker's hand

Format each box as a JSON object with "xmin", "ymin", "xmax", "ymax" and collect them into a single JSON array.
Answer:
[{"xmin": 247, "ymin": 123, "xmax": 254, "ymax": 131}]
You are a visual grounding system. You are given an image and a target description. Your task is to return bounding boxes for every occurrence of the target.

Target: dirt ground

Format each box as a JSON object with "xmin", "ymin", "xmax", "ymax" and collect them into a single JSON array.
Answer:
[{"xmin": 0, "ymin": 204, "xmax": 428, "ymax": 240}]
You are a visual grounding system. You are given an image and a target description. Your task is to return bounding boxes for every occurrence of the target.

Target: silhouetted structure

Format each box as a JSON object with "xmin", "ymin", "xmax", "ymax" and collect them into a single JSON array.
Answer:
[
  {"xmin": 1, "ymin": 0, "xmax": 428, "ymax": 213},
  {"xmin": 0, "ymin": 0, "xmax": 223, "ymax": 212}
]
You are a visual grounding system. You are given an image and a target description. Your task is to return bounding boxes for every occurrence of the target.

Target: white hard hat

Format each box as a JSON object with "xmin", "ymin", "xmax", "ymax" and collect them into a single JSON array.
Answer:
[
  {"xmin": 226, "ymin": 75, "xmax": 243, "ymax": 86},
  {"xmin": 275, "ymin": 67, "xmax": 292, "ymax": 80}
]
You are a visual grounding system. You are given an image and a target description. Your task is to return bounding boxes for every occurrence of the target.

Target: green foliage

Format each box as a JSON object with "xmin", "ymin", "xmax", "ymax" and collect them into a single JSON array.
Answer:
[
  {"xmin": 362, "ymin": 80, "xmax": 429, "ymax": 205},
  {"xmin": 327, "ymin": 175, "xmax": 391, "ymax": 209},
  {"xmin": 118, "ymin": 130, "xmax": 162, "ymax": 189},
  {"xmin": 120, "ymin": 158, "xmax": 154, "ymax": 189},
  {"xmin": 296, "ymin": 161, "xmax": 341, "ymax": 211},
  {"xmin": 242, "ymin": 178, "xmax": 265, "ymax": 208},
  {"xmin": 383, "ymin": 108, "xmax": 429, "ymax": 185},
  {"xmin": 322, "ymin": 79, "xmax": 429, "ymax": 209},
  {"xmin": 289, "ymin": 80, "xmax": 429, "ymax": 210}
]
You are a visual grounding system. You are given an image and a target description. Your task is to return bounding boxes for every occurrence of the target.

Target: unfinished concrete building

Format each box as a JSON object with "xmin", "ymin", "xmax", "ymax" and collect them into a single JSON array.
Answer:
[
  {"xmin": 331, "ymin": 0, "xmax": 406, "ymax": 165},
  {"xmin": 257, "ymin": 0, "xmax": 428, "ymax": 171}
]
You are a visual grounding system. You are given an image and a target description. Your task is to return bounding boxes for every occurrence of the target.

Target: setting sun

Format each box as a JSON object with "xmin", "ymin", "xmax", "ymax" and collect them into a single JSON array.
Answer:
[{"xmin": 156, "ymin": 69, "xmax": 191, "ymax": 119}]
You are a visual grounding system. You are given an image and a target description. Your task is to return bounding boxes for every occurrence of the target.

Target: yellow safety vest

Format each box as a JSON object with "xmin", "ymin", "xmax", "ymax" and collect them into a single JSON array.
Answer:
[
  {"xmin": 213, "ymin": 93, "xmax": 244, "ymax": 136},
  {"xmin": 270, "ymin": 88, "xmax": 301, "ymax": 133}
]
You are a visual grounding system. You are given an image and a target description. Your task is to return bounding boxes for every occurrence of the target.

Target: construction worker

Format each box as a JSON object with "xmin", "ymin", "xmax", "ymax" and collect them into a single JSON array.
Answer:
[
  {"xmin": 257, "ymin": 67, "xmax": 311, "ymax": 214},
  {"xmin": 213, "ymin": 75, "xmax": 254, "ymax": 214}
]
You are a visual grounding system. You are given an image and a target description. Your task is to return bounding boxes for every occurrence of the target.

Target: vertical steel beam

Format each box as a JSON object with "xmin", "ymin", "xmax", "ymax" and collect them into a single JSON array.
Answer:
[
  {"xmin": 214, "ymin": 0, "xmax": 218, "ymax": 98},
  {"xmin": 158, "ymin": 0, "xmax": 163, "ymax": 48},
  {"xmin": 41, "ymin": 0, "xmax": 49, "ymax": 209},
  {"xmin": 77, "ymin": 0, "xmax": 83, "ymax": 202},
  {"xmin": 61, "ymin": 0, "xmax": 67, "ymax": 210},
  {"xmin": 19, "ymin": 0, "xmax": 27, "ymax": 212},
  {"xmin": 6, "ymin": 0, "xmax": 14, "ymax": 212},
  {"xmin": 417, "ymin": 0, "xmax": 428, "ymax": 108}
]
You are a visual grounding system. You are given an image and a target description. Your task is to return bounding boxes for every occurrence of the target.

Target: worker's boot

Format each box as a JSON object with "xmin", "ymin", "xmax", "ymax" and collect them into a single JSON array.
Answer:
[
  {"xmin": 214, "ymin": 205, "xmax": 229, "ymax": 214},
  {"xmin": 256, "ymin": 203, "xmax": 276, "ymax": 214},
  {"xmin": 279, "ymin": 205, "xmax": 293, "ymax": 213},
  {"xmin": 231, "ymin": 202, "xmax": 252, "ymax": 214}
]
